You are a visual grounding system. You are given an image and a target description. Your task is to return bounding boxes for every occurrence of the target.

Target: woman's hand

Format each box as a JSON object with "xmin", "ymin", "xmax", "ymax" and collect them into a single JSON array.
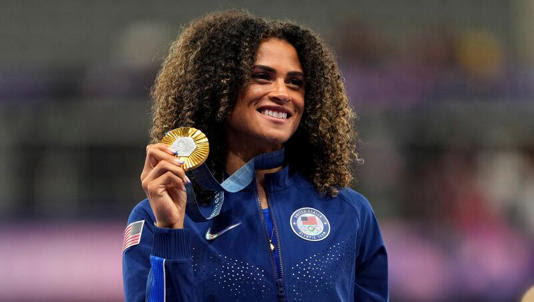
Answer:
[{"xmin": 141, "ymin": 143, "xmax": 189, "ymax": 229}]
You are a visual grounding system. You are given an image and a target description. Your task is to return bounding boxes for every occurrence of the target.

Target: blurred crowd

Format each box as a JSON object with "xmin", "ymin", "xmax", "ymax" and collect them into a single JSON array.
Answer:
[
  {"xmin": 2, "ymin": 20, "xmax": 534, "ymax": 104},
  {"xmin": 335, "ymin": 21, "xmax": 534, "ymax": 106},
  {"xmin": 370, "ymin": 143, "xmax": 534, "ymax": 301}
]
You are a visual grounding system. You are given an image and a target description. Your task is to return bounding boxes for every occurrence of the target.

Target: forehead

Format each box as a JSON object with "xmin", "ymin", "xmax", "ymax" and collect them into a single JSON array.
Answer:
[{"xmin": 254, "ymin": 38, "xmax": 303, "ymax": 72}]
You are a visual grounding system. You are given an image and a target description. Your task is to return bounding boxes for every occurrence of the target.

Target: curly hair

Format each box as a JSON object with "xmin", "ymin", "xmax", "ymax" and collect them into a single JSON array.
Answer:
[{"xmin": 150, "ymin": 10, "xmax": 359, "ymax": 196}]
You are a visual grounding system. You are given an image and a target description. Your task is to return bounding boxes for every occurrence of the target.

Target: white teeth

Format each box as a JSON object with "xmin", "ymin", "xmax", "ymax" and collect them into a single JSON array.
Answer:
[{"xmin": 261, "ymin": 109, "xmax": 288, "ymax": 119}]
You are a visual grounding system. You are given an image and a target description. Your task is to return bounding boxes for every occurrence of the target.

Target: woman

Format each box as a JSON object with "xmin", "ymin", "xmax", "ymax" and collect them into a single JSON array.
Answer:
[{"xmin": 123, "ymin": 10, "xmax": 388, "ymax": 302}]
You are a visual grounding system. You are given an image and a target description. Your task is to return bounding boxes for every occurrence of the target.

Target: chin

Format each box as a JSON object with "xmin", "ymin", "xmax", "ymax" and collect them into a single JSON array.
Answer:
[
  {"xmin": 258, "ymin": 133, "xmax": 292, "ymax": 150},
  {"xmin": 265, "ymin": 130, "xmax": 293, "ymax": 143}
]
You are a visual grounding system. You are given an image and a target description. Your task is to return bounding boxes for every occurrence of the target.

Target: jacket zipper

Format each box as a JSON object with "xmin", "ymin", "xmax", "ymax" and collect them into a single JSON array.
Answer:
[
  {"xmin": 254, "ymin": 184, "xmax": 286, "ymax": 301},
  {"xmin": 267, "ymin": 198, "xmax": 286, "ymax": 300}
]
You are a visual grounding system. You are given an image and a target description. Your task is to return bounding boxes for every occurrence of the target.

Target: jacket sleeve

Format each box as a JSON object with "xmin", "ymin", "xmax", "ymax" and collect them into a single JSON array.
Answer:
[
  {"xmin": 354, "ymin": 199, "xmax": 389, "ymax": 302},
  {"xmin": 122, "ymin": 201, "xmax": 197, "ymax": 302},
  {"xmin": 146, "ymin": 227, "xmax": 197, "ymax": 302},
  {"xmin": 122, "ymin": 204, "xmax": 154, "ymax": 302}
]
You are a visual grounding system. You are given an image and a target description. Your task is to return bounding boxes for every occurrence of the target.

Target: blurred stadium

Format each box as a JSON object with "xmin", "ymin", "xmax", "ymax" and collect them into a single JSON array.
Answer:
[{"xmin": 1, "ymin": 1, "xmax": 533, "ymax": 301}]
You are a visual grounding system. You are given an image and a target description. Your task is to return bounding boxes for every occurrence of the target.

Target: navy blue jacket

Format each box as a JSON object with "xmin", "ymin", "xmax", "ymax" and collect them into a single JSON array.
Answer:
[{"xmin": 122, "ymin": 167, "xmax": 388, "ymax": 301}]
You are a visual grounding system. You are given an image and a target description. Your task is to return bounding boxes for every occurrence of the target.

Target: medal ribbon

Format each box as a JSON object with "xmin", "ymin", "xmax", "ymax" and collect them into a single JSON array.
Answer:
[{"xmin": 184, "ymin": 148, "xmax": 285, "ymax": 221}]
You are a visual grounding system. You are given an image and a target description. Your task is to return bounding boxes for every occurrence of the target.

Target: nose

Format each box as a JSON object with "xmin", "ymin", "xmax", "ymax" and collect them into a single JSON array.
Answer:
[{"xmin": 269, "ymin": 78, "xmax": 290, "ymax": 103}]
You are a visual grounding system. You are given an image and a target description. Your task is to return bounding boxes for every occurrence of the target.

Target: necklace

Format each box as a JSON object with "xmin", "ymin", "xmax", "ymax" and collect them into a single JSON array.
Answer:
[{"xmin": 269, "ymin": 227, "xmax": 276, "ymax": 251}]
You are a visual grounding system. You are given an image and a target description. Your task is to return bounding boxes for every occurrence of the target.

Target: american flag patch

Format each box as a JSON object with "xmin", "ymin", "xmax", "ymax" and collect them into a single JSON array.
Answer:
[
  {"xmin": 301, "ymin": 216, "xmax": 318, "ymax": 225},
  {"xmin": 122, "ymin": 220, "xmax": 144, "ymax": 252}
]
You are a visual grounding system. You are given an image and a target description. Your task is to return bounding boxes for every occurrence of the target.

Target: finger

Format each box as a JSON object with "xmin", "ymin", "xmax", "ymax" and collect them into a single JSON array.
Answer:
[
  {"xmin": 146, "ymin": 171, "xmax": 187, "ymax": 228},
  {"xmin": 152, "ymin": 143, "xmax": 179, "ymax": 155},
  {"xmin": 149, "ymin": 170, "xmax": 187, "ymax": 194},
  {"xmin": 155, "ymin": 172, "xmax": 188, "ymax": 209},
  {"xmin": 146, "ymin": 143, "xmax": 179, "ymax": 168},
  {"xmin": 146, "ymin": 172, "xmax": 187, "ymax": 210},
  {"xmin": 148, "ymin": 159, "xmax": 188, "ymax": 181},
  {"xmin": 142, "ymin": 144, "xmax": 183, "ymax": 178},
  {"xmin": 142, "ymin": 160, "xmax": 190, "ymax": 192}
]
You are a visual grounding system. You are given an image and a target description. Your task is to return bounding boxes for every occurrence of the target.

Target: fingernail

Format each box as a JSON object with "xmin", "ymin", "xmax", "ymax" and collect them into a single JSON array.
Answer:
[
  {"xmin": 185, "ymin": 176, "xmax": 191, "ymax": 184},
  {"xmin": 174, "ymin": 158, "xmax": 184, "ymax": 165},
  {"xmin": 168, "ymin": 148, "xmax": 178, "ymax": 155}
]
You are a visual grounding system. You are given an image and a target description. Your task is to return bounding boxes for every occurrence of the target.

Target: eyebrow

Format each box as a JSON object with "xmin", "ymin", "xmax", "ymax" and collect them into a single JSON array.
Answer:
[{"xmin": 253, "ymin": 65, "xmax": 304, "ymax": 77}]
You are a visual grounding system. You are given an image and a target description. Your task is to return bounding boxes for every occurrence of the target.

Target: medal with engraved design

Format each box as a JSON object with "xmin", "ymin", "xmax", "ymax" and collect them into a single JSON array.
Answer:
[{"xmin": 160, "ymin": 127, "xmax": 209, "ymax": 171}]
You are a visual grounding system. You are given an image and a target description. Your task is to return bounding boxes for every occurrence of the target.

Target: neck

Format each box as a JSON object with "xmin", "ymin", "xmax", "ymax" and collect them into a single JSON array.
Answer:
[
  {"xmin": 255, "ymin": 166, "xmax": 283, "ymax": 183},
  {"xmin": 225, "ymin": 147, "xmax": 283, "ymax": 175},
  {"xmin": 225, "ymin": 140, "xmax": 284, "ymax": 210},
  {"xmin": 256, "ymin": 166, "xmax": 282, "ymax": 209},
  {"xmin": 225, "ymin": 134, "xmax": 282, "ymax": 175}
]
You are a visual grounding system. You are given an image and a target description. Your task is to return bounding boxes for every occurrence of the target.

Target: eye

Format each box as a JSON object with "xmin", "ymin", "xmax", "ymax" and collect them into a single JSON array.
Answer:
[
  {"xmin": 252, "ymin": 72, "xmax": 271, "ymax": 81},
  {"xmin": 287, "ymin": 78, "xmax": 304, "ymax": 89}
]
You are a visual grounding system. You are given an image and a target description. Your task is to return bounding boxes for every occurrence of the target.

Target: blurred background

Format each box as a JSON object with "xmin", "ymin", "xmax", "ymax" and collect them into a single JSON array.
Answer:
[{"xmin": 1, "ymin": 0, "xmax": 533, "ymax": 301}]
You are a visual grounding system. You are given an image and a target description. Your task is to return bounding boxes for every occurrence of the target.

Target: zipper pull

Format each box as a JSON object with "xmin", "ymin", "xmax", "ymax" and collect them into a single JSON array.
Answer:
[{"xmin": 269, "ymin": 240, "xmax": 275, "ymax": 251}]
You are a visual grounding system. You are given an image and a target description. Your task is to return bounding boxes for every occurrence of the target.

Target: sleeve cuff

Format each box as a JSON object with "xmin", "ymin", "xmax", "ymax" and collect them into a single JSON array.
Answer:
[{"xmin": 151, "ymin": 227, "xmax": 192, "ymax": 260}]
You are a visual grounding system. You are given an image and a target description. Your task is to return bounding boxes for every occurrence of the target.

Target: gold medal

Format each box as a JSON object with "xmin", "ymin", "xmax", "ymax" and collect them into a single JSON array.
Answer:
[{"xmin": 160, "ymin": 127, "xmax": 209, "ymax": 171}]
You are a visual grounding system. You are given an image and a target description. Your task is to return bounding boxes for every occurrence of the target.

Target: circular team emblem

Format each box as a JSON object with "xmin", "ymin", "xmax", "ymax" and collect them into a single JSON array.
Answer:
[{"xmin": 290, "ymin": 207, "xmax": 330, "ymax": 241}]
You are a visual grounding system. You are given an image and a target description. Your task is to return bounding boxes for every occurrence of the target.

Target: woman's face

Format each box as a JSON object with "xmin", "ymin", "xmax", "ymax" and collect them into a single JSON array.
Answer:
[{"xmin": 226, "ymin": 38, "xmax": 305, "ymax": 153}]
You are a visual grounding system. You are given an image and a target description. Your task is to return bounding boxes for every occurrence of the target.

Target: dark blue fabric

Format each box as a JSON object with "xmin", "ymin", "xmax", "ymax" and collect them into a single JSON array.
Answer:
[
  {"xmin": 262, "ymin": 208, "xmax": 281, "ymax": 278},
  {"xmin": 122, "ymin": 166, "xmax": 389, "ymax": 302}
]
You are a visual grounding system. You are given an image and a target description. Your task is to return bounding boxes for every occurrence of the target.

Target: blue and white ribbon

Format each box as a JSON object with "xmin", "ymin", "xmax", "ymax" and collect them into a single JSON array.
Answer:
[{"xmin": 185, "ymin": 148, "xmax": 285, "ymax": 221}]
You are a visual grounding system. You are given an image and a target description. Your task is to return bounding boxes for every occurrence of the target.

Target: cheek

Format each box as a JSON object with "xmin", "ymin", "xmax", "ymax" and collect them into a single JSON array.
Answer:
[
  {"xmin": 239, "ymin": 85, "xmax": 265, "ymax": 105},
  {"xmin": 292, "ymin": 109, "xmax": 304, "ymax": 131},
  {"xmin": 295, "ymin": 96, "xmax": 305, "ymax": 117},
  {"xmin": 293, "ymin": 97, "xmax": 305, "ymax": 129},
  {"xmin": 298, "ymin": 99, "xmax": 305, "ymax": 112},
  {"xmin": 294, "ymin": 90, "xmax": 305, "ymax": 109}
]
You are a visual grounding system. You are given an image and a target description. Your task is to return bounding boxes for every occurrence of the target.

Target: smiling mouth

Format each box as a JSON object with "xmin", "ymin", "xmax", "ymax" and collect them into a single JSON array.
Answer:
[{"xmin": 259, "ymin": 109, "xmax": 290, "ymax": 120}]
